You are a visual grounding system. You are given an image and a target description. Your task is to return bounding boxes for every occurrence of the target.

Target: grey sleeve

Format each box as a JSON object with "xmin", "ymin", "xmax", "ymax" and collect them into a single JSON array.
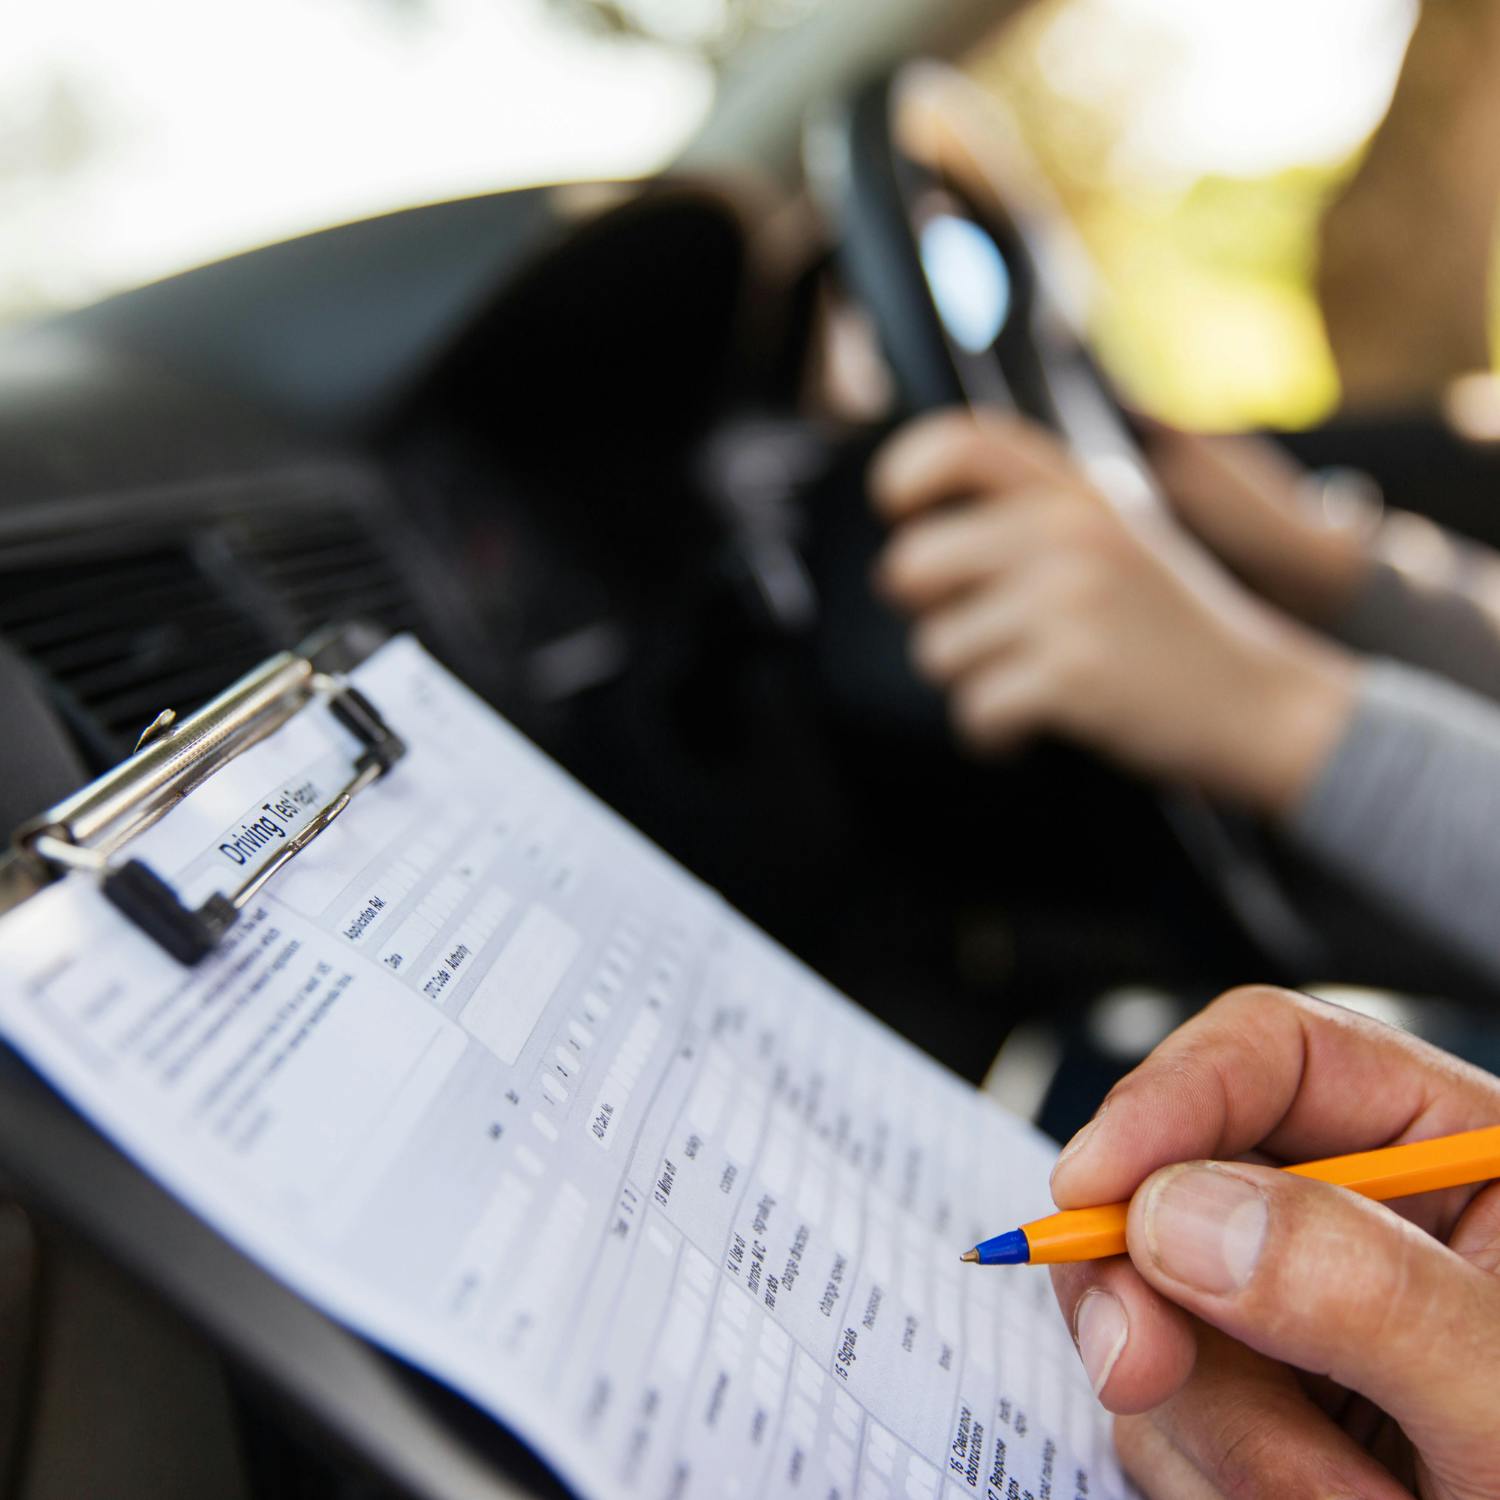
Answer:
[
  {"xmin": 1291, "ymin": 658, "xmax": 1500, "ymax": 981},
  {"xmin": 1337, "ymin": 555, "xmax": 1500, "ymax": 703}
]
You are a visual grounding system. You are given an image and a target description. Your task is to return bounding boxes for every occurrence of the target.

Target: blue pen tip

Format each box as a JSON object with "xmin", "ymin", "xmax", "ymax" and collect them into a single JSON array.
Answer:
[{"xmin": 972, "ymin": 1229, "xmax": 1030, "ymax": 1266}]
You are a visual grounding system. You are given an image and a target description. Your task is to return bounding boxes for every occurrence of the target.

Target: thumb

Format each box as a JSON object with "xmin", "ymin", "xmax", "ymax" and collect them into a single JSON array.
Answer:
[{"xmin": 1125, "ymin": 1160, "xmax": 1500, "ymax": 1461}]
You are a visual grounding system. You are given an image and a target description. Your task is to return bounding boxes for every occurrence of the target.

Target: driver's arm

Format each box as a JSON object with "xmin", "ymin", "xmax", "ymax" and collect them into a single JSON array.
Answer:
[
  {"xmin": 871, "ymin": 407, "xmax": 1500, "ymax": 981},
  {"xmin": 1147, "ymin": 419, "xmax": 1500, "ymax": 705}
]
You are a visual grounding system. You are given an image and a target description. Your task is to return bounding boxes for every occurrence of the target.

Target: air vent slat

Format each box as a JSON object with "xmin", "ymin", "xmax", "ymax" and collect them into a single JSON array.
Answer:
[
  {"xmin": 0, "ymin": 476, "xmax": 439, "ymax": 757},
  {"xmin": 61, "ymin": 623, "xmax": 266, "ymax": 698},
  {"xmin": 236, "ymin": 507, "xmax": 430, "ymax": 641},
  {"xmin": 1, "ymin": 571, "xmax": 203, "ymax": 630},
  {"xmin": 8, "ymin": 594, "xmax": 233, "ymax": 655},
  {"xmin": 90, "ymin": 664, "xmax": 263, "ymax": 736},
  {"xmin": 254, "ymin": 557, "xmax": 398, "ymax": 591},
  {"xmin": 279, "ymin": 582, "xmax": 415, "ymax": 617}
]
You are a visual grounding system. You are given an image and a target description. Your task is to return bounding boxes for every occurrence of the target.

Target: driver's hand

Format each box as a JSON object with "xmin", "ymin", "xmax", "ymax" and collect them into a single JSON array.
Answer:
[
  {"xmin": 1139, "ymin": 418, "xmax": 1374, "ymax": 625},
  {"xmin": 870, "ymin": 408, "xmax": 1357, "ymax": 816},
  {"xmin": 1049, "ymin": 986, "xmax": 1500, "ymax": 1499}
]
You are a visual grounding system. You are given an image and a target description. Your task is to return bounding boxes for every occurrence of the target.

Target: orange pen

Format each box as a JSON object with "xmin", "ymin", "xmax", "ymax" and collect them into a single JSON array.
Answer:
[{"xmin": 960, "ymin": 1123, "xmax": 1500, "ymax": 1265}]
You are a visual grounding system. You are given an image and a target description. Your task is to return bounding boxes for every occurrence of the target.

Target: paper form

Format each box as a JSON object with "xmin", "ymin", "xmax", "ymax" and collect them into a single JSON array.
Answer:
[{"xmin": 0, "ymin": 637, "xmax": 1133, "ymax": 1500}]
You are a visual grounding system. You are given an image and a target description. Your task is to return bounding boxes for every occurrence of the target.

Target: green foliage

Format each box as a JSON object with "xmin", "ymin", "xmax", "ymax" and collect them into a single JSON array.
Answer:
[{"xmin": 967, "ymin": 0, "xmax": 1375, "ymax": 429}]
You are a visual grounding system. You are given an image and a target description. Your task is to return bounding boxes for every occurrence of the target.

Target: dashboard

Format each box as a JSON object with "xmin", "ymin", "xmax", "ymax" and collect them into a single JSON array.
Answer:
[{"xmin": 0, "ymin": 187, "xmax": 762, "ymax": 761}]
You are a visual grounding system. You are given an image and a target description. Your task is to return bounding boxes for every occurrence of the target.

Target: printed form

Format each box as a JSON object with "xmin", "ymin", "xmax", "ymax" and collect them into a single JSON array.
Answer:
[{"xmin": 0, "ymin": 637, "xmax": 1132, "ymax": 1500}]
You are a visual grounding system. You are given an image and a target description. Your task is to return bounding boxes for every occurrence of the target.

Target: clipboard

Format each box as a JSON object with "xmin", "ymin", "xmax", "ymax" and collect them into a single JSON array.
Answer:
[
  {"xmin": 0, "ymin": 624, "xmax": 1122, "ymax": 1500},
  {"xmin": 1, "ymin": 622, "xmax": 408, "ymax": 968},
  {"xmin": 0, "ymin": 623, "xmax": 568, "ymax": 1500}
]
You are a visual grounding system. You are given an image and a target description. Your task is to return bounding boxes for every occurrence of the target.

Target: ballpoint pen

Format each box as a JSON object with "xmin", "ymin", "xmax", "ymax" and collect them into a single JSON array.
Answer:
[{"xmin": 961, "ymin": 1123, "xmax": 1500, "ymax": 1265}]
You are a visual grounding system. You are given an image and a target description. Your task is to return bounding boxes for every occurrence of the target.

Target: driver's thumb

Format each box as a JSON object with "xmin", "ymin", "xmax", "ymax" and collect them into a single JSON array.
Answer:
[{"xmin": 1124, "ymin": 1160, "xmax": 1500, "ymax": 1459}]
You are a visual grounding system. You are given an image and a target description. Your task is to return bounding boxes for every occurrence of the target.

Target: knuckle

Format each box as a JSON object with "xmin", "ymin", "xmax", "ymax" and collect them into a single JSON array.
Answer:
[
  {"xmin": 951, "ymin": 421, "xmax": 1016, "ymax": 482},
  {"xmin": 973, "ymin": 408, "xmax": 1033, "ymax": 453},
  {"xmin": 1046, "ymin": 629, "xmax": 1106, "ymax": 693},
  {"xmin": 1049, "ymin": 498, "xmax": 1114, "ymax": 552},
  {"xmin": 1207, "ymin": 1409, "xmax": 1289, "ymax": 1498},
  {"xmin": 1105, "ymin": 1050, "xmax": 1229, "ymax": 1153},
  {"xmin": 1192, "ymin": 988, "xmax": 1294, "ymax": 1062},
  {"xmin": 1211, "ymin": 983, "xmax": 1299, "ymax": 1015},
  {"xmin": 1345, "ymin": 1206, "xmax": 1500, "ymax": 1375},
  {"xmin": 1037, "ymin": 496, "xmax": 1091, "ymax": 548},
  {"xmin": 1059, "ymin": 562, "xmax": 1110, "ymax": 616},
  {"xmin": 979, "ymin": 410, "xmax": 1069, "ymax": 471}
]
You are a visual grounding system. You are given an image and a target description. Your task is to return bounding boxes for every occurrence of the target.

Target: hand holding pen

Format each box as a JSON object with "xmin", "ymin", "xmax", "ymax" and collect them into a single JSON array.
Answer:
[{"xmin": 982, "ymin": 986, "xmax": 1500, "ymax": 1498}]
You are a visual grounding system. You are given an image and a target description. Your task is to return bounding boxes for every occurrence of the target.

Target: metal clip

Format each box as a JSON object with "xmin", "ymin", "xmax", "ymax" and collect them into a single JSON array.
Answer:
[{"xmin": 22, "ymin": 662, "xmax": 407, "ymax": 966}]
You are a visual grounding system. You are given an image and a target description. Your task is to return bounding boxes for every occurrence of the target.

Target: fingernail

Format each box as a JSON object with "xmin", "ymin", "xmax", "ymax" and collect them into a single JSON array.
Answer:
[
  {"xmin": 1073, "ymin": 1289, "xmax": 1128, "ymax": 1397},
  {"xmin": 1050, "ymin": 1101, "xmax": 1109, "ymax": 1194},
  {"xmin": 1143, "ymin": 1164, "xmax": 1267, "ymax": 1294}
]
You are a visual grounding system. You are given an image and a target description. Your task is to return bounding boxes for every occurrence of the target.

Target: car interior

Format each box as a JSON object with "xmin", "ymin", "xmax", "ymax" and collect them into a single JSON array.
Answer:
[{"xmin": 4, "ymin": 2, "xmax": 1500, "ymax": 1495}]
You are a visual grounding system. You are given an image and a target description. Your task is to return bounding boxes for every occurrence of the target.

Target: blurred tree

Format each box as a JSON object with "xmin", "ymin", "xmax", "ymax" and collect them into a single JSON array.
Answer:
[{"xmin": 1319, "ymin": 0, "xmax": 1500, "ymax": 409}]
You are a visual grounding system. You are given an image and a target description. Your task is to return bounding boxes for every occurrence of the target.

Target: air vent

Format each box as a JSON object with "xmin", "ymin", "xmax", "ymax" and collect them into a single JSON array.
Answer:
[
  {"xmin": 0, "ymin": 544, "xmax": 273, "ymax": 750},
  {"xmin": 232, "ymin": 509, "xmax": 427, "ymax": 641},
  {"xmin": 0, "ymin": 466, "xmax": 452, "ymax": 760}
]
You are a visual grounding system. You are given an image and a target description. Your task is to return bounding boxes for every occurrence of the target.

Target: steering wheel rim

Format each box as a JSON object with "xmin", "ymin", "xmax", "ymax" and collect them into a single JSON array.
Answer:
[{"xmin": 807, "ymin": 61, "xmax": 1333, "ymax": 977}]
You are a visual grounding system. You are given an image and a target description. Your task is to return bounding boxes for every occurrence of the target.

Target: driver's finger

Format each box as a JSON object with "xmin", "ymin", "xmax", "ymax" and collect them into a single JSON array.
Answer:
[
  {"xmin": 1125, "ymin": 1157, "xmax": 1500, "ymax": 1460},
  {"xmin": 870, "ymin": 407, "xmax": 1081, "ymax": 520},
  {"xmin": 876, "ymin": 485, "xmax": 1066, "ymax": 608},
  {"xmin": 910, "ymin": 575, "xmax": 1046, "ymax": 683},
  {"xmin": 1120, "ymin": 1326, "xmax": 1414, "ymax": 1499},
  {"xmin": 1050, "ymin": 985, "xmax": 1500, "ymax": 1244},
  {"xmin": 948, "ymin": 656, "xmax": 1053, "ymax": 751}
]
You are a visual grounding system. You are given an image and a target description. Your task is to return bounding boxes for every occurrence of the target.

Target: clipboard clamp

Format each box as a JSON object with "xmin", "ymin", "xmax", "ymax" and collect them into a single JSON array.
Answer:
[{"xmin": 6, "ymin": 626, "xmax": 407, "ymax": 967}]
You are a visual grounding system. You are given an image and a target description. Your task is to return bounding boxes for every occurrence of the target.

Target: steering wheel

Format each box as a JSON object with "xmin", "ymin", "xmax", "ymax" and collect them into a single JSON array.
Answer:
[{"xmin": 806, "ymin": 61, "xmax": 1333, "ymax": 977}]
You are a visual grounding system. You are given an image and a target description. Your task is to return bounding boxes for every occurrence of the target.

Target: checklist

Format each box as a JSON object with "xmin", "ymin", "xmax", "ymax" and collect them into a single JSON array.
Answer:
[{"xmin": 0, "ymin": 637, "xmax": 1132, "ymax": 1500}]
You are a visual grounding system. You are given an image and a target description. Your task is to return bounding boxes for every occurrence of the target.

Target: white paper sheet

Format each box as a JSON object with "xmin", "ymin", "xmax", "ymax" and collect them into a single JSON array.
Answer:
[{"xmin": 0, "ymin": 637, "xmax": 1131, "ymax": 1500}]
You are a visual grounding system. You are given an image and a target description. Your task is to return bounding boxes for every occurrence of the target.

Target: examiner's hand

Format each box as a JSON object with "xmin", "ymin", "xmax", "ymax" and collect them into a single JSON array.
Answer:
[
  {"xmin": 869, "ymin": 409, "xmax": 1357, "ymax": 816},
  {"xmin": 1049, "ymin": 986, "xmax": 1500, "ymax": 1499}
]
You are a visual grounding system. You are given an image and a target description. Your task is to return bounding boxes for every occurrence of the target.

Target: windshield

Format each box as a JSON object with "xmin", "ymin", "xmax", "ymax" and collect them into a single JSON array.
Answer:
[{"xmin": 1, "ymin": 0, "xmax": 815, "ymax": 326}]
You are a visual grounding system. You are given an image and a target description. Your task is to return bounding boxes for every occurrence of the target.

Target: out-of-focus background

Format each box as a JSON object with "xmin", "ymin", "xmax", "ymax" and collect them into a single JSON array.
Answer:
[{"xmin": 13, "ymin": 0, "xmax": 1500, "ymax": 428}]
